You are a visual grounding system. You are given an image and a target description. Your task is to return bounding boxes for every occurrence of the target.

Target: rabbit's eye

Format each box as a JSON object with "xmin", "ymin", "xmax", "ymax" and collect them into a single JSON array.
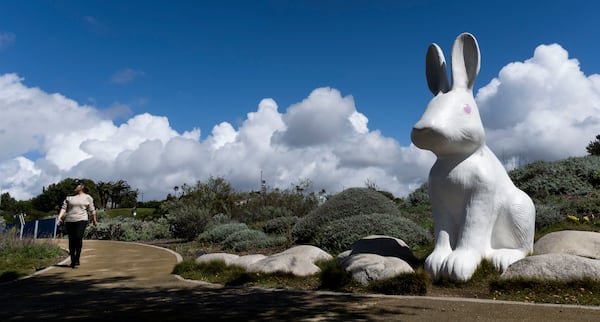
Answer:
[{"xmin": 463, "ymin": 104, "xmax": 472, "ymax": 114}]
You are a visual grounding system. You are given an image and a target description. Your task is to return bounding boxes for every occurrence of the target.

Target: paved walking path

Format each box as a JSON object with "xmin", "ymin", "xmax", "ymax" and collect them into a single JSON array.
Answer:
[{"xmin": 1, "ymin": 239, "xmax": 599, "ymax": 321}]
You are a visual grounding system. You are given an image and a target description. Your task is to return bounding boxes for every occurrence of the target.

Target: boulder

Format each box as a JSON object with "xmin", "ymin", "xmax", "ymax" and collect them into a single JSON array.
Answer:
[
  {"xmin": 230, "ymin": 254, "xmax": 267, "ymax": 270},
  {"xmin": 337, "ymin": 235, "xmax": 416, "ymax": 285},
  {"xmin": 195, "ymin": 253, "xmax": 239, "ymax": 265},
  {"xmin": 277, "ymin": 245, "xmax": 333, "ymax": 261},
  {"xmin": 340, "ymin": 253, "xmax": 414, "ymax": 285},
  {"xmin": 196, "ymin": 246, "xmax": 332, "ymax": 277},
  {"xmin": 501, "ymin": 254, "xmax": 600, "ymax": 280},
  {"xmin": 247, "ymin": 245, "xmax": 333, "ymax": 276},
  {"xmin": 534, "ymin": 230, "xmax": 600, "ymax": 259},
  {"xmin": 337, "ymin": 235, "xmax": 418, "ymax": 266}
]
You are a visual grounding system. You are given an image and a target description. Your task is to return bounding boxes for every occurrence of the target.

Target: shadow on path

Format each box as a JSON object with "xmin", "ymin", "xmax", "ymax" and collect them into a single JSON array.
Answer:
[
  {"xmin": 0, "ymin": 272, "xmax": 427, "ymax": 321},
  {"xmin": 1, "ymin": 240, "xmax": 599, "ymax": 321}
]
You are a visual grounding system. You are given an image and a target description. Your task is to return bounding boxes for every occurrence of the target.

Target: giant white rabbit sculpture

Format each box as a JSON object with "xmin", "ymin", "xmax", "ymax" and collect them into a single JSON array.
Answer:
[{"xmin": 411, "ymin": 33, "xmax": 535, "ymax": 281}]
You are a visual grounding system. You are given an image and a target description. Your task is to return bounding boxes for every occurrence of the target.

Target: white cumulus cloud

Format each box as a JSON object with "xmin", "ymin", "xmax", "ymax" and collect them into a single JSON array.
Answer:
[
  {"xmin": 477, "ymin": 43, "xmax": 600, "ymax": 164},
  {"xmin": 0, "ymin": 76, "xmax": 433, "ymax": 201},
  {"xmin": 271, "ymin": 87, "xmax": 365, "ymax": 147},
  {"xmin": 2, "ymin": 41, "xmax": 599, "ymax": 202}
]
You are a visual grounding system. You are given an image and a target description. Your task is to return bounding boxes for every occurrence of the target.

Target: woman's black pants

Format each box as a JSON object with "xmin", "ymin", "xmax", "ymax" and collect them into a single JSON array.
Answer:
[{"xmin": 65, "ymin": 221, "xmax": 88, "ymax": 266}]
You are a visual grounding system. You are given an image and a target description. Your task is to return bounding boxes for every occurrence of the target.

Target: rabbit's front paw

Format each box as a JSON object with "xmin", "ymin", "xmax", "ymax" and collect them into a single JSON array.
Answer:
[
  {"xmin": 425, "ymin": 249, "xmax": 451, "ymax": 280},
  {"xmin": 443, "ymin": 249, "xmax": 482, "ymax": 281},
  {"xmin": 489, "ymin": 249, "xmax": 527, "ymax": 272}
]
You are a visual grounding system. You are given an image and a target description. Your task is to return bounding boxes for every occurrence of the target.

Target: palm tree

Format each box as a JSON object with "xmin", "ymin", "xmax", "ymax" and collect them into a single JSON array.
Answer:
[
  {"xmin": 96, "ymin": 181, "xmax": 111, "ymax": 209},
  {"xmin": 110, "ymin": 180, "xmax": 130, "ymax": 208}
]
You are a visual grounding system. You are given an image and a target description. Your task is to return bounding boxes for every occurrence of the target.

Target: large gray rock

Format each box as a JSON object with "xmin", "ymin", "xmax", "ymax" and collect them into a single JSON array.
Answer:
[
  {"xmin": 337, "ymin": 235, "xmax": 416, "ymax": 285},
  {"xmin": 337, "ymin": 235, "xmax": 418, "ymax": 265},
  {"xmin": 276, "ymin": 245, "xmax": 333, "ymax": 262},
  {"xmin": 195, "ymin": 246, "xmax": 332, "ymax": 276},
  {"xmin": 501, "ymin": 254, "xmax": 600, "ymax": 280},
  {"xmin": 195, "ymin": 253, "xmax": 265, "ymax": 270},
  {"xmin": 246, "ymin": 245, "xmax": 333, "ymax": 276},
  {"xmin": 534, "ymin": 230, "xmax": 600, "ymax": 259},
  {"xmin": 230, "ymin": 254, "xmax": 266, "ymax": 269},
  {"xmin": 195, "ymin": 253, "xmax": 239, "ymax": 265},
  {"xmin": 340, "ymin": 253, "xmax": 414, "ymax": 285}
]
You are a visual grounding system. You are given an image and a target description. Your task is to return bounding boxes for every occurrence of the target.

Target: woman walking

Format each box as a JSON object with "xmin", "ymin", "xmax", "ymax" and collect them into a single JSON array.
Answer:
[{"xmin": 56, "ymin": 179, "xmax": 97, "ymax": 268}]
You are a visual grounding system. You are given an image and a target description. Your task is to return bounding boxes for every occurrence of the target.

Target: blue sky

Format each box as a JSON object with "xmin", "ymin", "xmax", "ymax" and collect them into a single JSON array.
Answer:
[{"xmin": 1, "ymin": 0, "xmax": 600, "ymax": 200}]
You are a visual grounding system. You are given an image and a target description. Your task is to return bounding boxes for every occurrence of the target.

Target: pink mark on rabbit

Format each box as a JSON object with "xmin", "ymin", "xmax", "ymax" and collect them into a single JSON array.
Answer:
[
  {"xmin": 463, "ymin": 104, "xmax": 471, "ymax": 114},
  {"xmin": 411, "ymin": 33, "xmax": 535, "ymax": 282}
]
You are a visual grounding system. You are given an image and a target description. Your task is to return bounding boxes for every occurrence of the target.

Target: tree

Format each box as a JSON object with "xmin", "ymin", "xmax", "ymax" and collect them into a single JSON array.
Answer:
[
  {"xmin": 31, "ymin": 180, "xmax": 76, "ymax": 212},
  {"xmin": 0, "ymin": 192, "xmax": 17, "ymax": 212},
  {"xmin": 96, "ymin": 180, "xmax": 137, "ymax": 209},
  {"xmin": 96, "ymin": 181, "xmax": 112, "ymax": 209},
  {"xmin": 1, "ymin": 192, "xmax": 19, "ymax": 223},
  {"xmin": 181, "ymin": 176, "xmax": 237, "ymax": 216},
  {"xmin": 586, "ymin": 134, "xmax": 600, "ymax": 156}
]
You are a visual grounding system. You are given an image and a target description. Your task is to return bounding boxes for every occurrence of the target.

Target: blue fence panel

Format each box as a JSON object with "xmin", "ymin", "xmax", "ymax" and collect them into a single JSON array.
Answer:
[
  {"xmin": 37, "ymin": 218, "xmax": 57, "ymax": 238},
  {"xmin": 21, "ymin": 221, "xmax": 37, "ymax": 238},
  {"xmin": 1, "ymin": 218, "xmax": 56, "ymax": 238}
]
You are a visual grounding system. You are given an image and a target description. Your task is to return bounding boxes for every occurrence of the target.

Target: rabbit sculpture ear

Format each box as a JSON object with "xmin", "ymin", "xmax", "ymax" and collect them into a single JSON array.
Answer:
[
  {"xmin": 426, "ymin": 43, "xmax": 450, "ymax": 95},
  {"xmin": 451, "ymin": 32, "xmax": 480, "ymax": 90}
]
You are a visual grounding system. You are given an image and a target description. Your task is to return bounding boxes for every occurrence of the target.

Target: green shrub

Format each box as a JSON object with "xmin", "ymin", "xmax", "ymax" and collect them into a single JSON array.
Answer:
[
  {"xmin": 222, "ymin": 229, "xmax": 287, "ymax": 252},
  {"xmin": 121, "ymin": 217, "xmax": 171, "ymax": 241},
  {"xmin": 85, "ymin": 217, "xmax": 171, "ymax": 241},
  {"xmin": 241, "ymin": 206, "xmax": 293, "ymax": 224},
  {"xmin": 0, "ymin": 232, "xmax": 65, "ymax": 282},
  {"xmin": 166, "ymin": 204, "xmax": 211, "ymax": 241},
  {"xmin": 198, "ymin": 223, "xmax": 249, "ymax": 244},
  {"xmin": 317, "ymin": 258, "xmax": 353, "ymax": 290},
  {"xmin": 400, "ymin": 209, "xmax": 433, "ymax": 232},
  {"xmin": 313, "ymin": 213, "xmax": 432, "ymax": 253},
  {"xmin": 262, "ymin": 216, "xmax": 299, "ymax": 235},
  {"xmin": 292, "ymin": 187, "xmax": 403, "ymax": 244},
  {"xmin": 86, "ymin": 220, "xmax": 125, "ymax": 240},
  {"xmin": 509, "ymin": 156, "xmax": 600, "ymax": 200},
  {"xmin": 172, "ymin": 258, "xmax": 206, "ymax": 275},
  {"xmin": 405, "ymin": 183, "xmax": 429, "ymax": 207},
  {"xmin": 367, "ymin": 271, "xmax": 429, "ymax": 295},
  {"xmin": 211, "ymin": 213, "xmax": 230, "ymax": 225},
  {"xmin": 172, "ymin": 258, "xmax": 249, "ymax": 284},
  {"xmin": 95, "ymin": 209, "xmax": 108, "ymax": 222},
  {"xmin": 561, "ymin": 191, "xmax": 600, "ymax": 224},
  {"xmin": 534, "ymin": 203, "xmax": 565, "ymax": 229}
]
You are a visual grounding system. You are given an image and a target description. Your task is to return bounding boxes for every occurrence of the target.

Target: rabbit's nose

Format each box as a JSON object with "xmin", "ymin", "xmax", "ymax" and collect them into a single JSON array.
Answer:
[
  {"xmin": 411, "ymin": 127, "xmax": 431, "ymax": 143},
  {"xmin": 411, "ymin": 126, "xmax": 433, "ymax": 136}
]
